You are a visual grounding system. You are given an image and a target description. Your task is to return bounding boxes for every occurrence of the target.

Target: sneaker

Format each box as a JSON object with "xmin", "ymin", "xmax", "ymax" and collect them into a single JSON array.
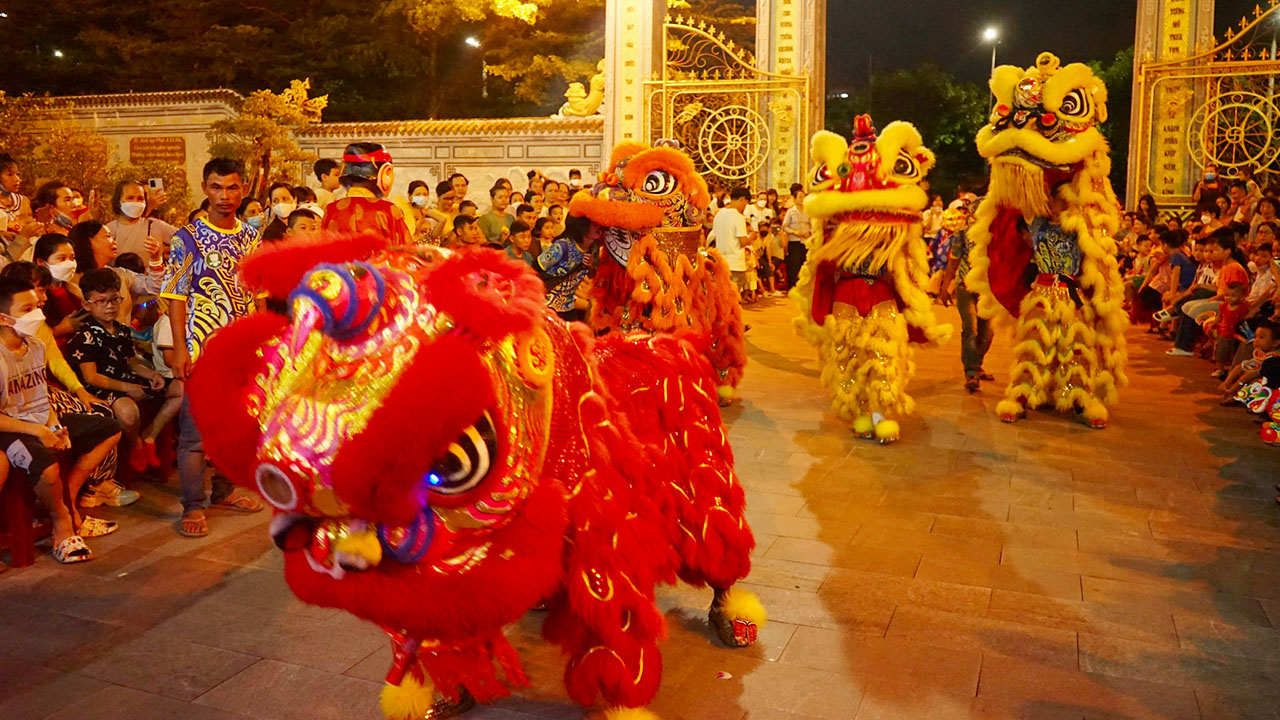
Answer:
[
  {"xmin": 1153, "ymin": 309, "xmax": 1174, "ymax": 323},
  {"xmin": 79, "ymin": 481, "xmax": 140, "ymax": 508},
  {"xmin": 1166, "ymin": 348, "xmax": 1194, "ymax": 357},
  {"xmin": 1210, "ymin": 369, "xmax": 1226, "ymax": 379}
]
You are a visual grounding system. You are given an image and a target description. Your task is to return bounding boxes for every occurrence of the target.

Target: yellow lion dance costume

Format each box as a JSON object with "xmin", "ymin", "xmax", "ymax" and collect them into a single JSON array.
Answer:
[
  {"xmin": 791, "ymin": 114, "xmax": 950, "ymax": 443},
  {"xmin": 965, "ymin": 52, "xmax": 1127, "ymax": 428}
]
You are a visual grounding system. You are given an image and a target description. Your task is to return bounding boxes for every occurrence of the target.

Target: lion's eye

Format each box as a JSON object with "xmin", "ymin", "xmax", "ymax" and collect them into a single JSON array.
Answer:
[
  {"xmin": 811, "ymin": 164, "xmax": 831, "ymax": 186},
  {"xmin": 642, "ymin": 170, "xmax": 677, "ymax": 196},
  {"xmin": 424, "ymin": 412, "xmax": 497, "ymax": 495},
  {"xmin": 892, "ymin": 152, "xmax": 918, "ymax": 178},
  {"xmin": 1059, "ymin": 89, "xmax": 1087, "ymax": 117}
]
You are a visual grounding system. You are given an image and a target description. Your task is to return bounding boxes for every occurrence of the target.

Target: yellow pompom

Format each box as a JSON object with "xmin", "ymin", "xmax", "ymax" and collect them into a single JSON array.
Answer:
[
  {"xmin": 852, "ymin": 414, "xmax": 874, "ymax": 437},
  {"xmin": 874, "ymin": 419, "xmax": 900, "ymax": 444},
  {"xmin": 717, "ymin": 385, "xmax": 735, "ymax": 402},
  {"xmin": 334, "ymin": 530, "xmax": 383, "ymax": 567},
  {"xmin": 603, "ymin": 707, "xmax": 663, "ymax": 720},
  {"xmin": 717, "ymin": 588, "xmax": 767, "ymax": 628},
  {"xmin": 379, "ymin": 676, "xmax": 436, "ymax": 720}
]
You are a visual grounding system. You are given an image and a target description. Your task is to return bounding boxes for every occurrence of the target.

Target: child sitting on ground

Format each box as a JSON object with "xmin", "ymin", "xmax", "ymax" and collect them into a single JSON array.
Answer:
[
  {"xmin": 1209, "ymin": 281, "xmax": 1251, "ymax": 378},
  {"xmin": 1220, "ymin": 319, "xmax": 1280, "ymax": 403},
  {"xmin": 67, "ymin": 269, "xmax": 184, "ymax": 472}
]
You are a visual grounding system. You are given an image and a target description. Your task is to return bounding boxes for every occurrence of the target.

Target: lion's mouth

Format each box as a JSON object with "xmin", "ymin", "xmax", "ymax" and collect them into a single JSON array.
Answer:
[
  {"xmin": 263, "ymin": 411, "xmax": 500, "ymax": 579},
  {"xmin": 995, "ymin": 148, "xmax": 1074, "ymax": 172}
]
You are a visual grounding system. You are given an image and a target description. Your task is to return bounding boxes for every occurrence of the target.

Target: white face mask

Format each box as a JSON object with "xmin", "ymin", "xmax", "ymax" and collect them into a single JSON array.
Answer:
[
  {"xmin": 49, "ymin": 260, "xmax": 77, "ymax": 282},
  {"xmin": 272, "ymin": 202, "xmax": 297, "ymax": 220},
  {"xmin": 119, "ymin": 201, "xmax": 146, "ymax": 219},
  {"xmin": 6, "ymin": 308, "xmax": 45, "ymax": 338},
  {"xmin": 410, "ymin": 195, "xmax": 429, "ymax": 208}
]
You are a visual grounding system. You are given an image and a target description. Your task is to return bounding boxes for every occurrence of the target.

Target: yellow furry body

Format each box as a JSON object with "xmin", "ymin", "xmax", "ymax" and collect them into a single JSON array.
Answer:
[{"xmin": 792, "ymin": 220, "xmax": 949, "ymax": 424}]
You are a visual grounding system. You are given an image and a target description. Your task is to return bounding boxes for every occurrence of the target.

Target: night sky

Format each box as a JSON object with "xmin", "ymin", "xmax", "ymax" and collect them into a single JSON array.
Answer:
[{"xmin": 825, "ymin": 0, "xmax": 1266, "ymax": 90}]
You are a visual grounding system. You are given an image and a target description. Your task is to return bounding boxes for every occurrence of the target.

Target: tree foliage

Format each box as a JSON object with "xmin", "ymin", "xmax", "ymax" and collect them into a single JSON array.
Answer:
[
  {"xmin": 208, "ymin": 80, "xmax": 326, "ymax": 197},
  {"xmin": 1089, "ymin": 47, "xmax": 1134, "ymax": 197},
  {"xmin": 827, "ymin": 65, "xmax": 989, "ymax": 200}
]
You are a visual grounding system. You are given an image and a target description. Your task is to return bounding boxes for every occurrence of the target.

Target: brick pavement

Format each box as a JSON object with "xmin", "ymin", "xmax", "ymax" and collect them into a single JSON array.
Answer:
[{"xmin": 1, "ymin": 298, "xmax": 1277, "ymax": 720}]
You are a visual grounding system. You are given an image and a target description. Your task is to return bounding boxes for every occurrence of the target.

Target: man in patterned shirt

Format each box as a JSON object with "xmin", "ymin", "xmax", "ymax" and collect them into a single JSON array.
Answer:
[{"xmin": 161, "ymin": 157, "xmax": 263, "ymax": 537}]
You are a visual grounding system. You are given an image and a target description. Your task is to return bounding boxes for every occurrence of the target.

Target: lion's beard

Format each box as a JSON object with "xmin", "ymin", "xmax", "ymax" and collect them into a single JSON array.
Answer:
[
  {"xmin": 988, "ymin": 161, "xmax": 1054, "ymax": 219},
  {"xmin": 812, "ymin": 219, "xmax": 916, "ymax": 275}
]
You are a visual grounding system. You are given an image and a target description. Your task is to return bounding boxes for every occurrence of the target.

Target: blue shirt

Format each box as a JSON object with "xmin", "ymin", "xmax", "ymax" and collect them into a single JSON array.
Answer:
[
  {"xmin": 160, "ymin": 217, "xmax": 260, "ymax": 363},
  {"xmin": 1168, "ymin": 250, "xmax": 1196, "ymax": 291},
  {"xmin": 537, "ymin": 239, "xmax": 589, "ymax": 312}
]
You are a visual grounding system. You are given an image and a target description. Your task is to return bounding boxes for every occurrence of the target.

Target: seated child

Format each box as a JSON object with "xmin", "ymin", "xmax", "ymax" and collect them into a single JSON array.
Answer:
[
  {"xmin": 0, "ymin": 277, "xmax": 122, "ymax": 563},
  {"xmin": 1209, "ymin": 281, "xmax": 1251, "ymax": 378},
  {"xmin": 67, "ymin": 269, "xmax": 183, "ymax": 472},
  {"xmin": 1221, "ymin": 319, "xmax": 1280, "ymax": 402}
]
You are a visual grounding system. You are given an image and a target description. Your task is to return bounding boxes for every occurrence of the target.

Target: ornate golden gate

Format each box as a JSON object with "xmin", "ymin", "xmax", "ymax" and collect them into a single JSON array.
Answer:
[
  {"xmin": 1132, "ymin": 3, "xmax": 1280, "ymax": 208},
  {"xmin": 644, "ymin": 16, "xmax": 810, "ymax": 192}
]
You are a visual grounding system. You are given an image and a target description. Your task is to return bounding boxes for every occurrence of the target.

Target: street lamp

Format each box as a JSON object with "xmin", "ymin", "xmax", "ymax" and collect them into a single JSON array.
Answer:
[
  {"xmin": 464, "ymin": 37, "xmax": 487, "ymax": 98},
  {"xmin": 982, "ymin": 26, "xmax": 1000, "ymax": 114}
]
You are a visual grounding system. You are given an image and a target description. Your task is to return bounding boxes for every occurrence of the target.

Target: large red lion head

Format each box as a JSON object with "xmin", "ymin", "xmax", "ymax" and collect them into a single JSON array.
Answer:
[{"xmin": 190, "ymin": 238, "xmax": 569, "ymax": 642}]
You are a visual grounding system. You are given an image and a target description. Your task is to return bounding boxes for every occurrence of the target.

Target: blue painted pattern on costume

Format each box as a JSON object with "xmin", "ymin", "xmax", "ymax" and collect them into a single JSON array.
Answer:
[
  {"xmin": 160, "ymin": 218, "xmax": 260, "ymax": 363},
  {"xmin": 1030, "ymin": 217, "xmax": 1081, "ymax": 277},
  {"xmin": 538, "ymin": 239, "xmax": 588, "ymax": 312}
]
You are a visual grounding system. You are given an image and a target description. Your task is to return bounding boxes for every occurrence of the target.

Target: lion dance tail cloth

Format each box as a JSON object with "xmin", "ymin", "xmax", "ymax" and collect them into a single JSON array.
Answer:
[
  {"xmin": 964, "ymin": 53, "xmax": 1128, "ymax": 428},
  {"xmin": 187, "ymin": 234, "xmax": 762, "ymax": 719},
  {"xmin": 571, "ymin": 140, "xmax": 747, "ymax": 402},
  {"xmin": 791, "ymin": 115, "xmax": 951, "ymax": 443}
]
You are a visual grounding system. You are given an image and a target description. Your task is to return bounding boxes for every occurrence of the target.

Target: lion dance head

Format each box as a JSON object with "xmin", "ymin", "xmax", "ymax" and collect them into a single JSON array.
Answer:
[
  {"xmin": 190, "ymin": 239, "xmax": 568, "ymax": 650},
  {"xmin": 978, "ymin": 51, "xmax": 1112, "ymax": 219}
]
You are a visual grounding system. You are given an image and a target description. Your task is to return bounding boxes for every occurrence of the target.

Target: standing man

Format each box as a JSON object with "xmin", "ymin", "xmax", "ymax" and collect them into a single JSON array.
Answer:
[
  {"xmin": 937, "ymin": 206, "xmax": 993, "ymax": 392},
  {"xmin": 321, "ymin": 142, "xmax": 413, "ymax": 246},
  {"xmin": 449, "ymin": 173, "xmax": 470, "ymax": 205},
  {"xmin": 313, "ymin": 158, "xmax": 342, "ymax": 209},
  {"xmin": 478, "ymin": 184, "xmax": 515, "ymax": 245},
  {"xmin": 712, "ymin": 187, "xmax": 752, "ymax": 297},
  {"xmin": 163, "ymin": 157, "xmax": 264, "ymax": 538},
  {"xmin": 782, "ymin": 183, "xmax": 811, "ymax": 291}
]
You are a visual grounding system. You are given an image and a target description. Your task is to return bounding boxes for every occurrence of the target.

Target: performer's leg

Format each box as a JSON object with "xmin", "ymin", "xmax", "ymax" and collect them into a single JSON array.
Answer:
[{"xmin": 957, "ymin": 284, "xmax": 982, "ymax": 386}]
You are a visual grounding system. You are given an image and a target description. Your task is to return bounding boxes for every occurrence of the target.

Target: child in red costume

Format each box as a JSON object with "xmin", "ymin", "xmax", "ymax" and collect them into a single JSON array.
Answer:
[{"xmin": 187, "ymin": 234, "xmax": 764, "ymax": 720}]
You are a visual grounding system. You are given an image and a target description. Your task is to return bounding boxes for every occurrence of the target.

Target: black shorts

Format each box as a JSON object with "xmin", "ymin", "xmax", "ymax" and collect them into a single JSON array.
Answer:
[{"xmin": 0, "ymin": 413, "xmax": 121, "ymax": 482}]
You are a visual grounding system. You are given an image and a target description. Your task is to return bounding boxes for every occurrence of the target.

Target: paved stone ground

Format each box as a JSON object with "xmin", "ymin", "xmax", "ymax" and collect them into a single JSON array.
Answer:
[{"xmin": 1, "ymin": 298, "xmax": 1278, "ymax": 720}]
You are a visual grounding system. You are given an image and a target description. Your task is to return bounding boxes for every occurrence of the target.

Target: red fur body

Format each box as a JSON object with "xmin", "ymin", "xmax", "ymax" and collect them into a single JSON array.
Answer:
[{"xmin": 188, "ymin": 237, "xmax": 755, "ymax": 713}]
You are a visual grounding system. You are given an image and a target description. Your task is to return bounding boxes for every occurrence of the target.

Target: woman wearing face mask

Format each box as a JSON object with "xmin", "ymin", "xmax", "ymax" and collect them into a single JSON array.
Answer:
[
  {"xmin": 408, "ymin": 180, "xmax": 433, "ymax": 242},
  {"xmin": 106, "ymin": 180, "xmax": 176, "ymax": 261},
  {"xmin": 260, "ymin": 182, "xmax": 296, "ymax": 243},
  {"xmin": 0, "ymin": 261, "xmax": 133, "ymax": 506},
  {"xmin": 237, "ymin": 198, "xmax": 264, "ymax": 232},
  {"xmin": 32, "ymin": 233, "xmax": 84, "ymax": 339},
  {"xmin": 69, "ymin": 221, "xmax": 162, "ymax": 323},
  {"xmin": 1194, "ymin": 165, "xmax": 1224, "ymax": 214}
]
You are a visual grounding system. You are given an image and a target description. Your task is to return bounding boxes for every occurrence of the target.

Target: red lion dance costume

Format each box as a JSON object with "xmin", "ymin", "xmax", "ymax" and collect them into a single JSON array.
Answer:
[
  {"xmin": 965, "ymin": 53, "xmax": 1127, "ymax": 428},
  {"xmin": 570, "ymin": 140, "xmax": 747, "ymax": 404},
  {"xmin": 187, "ymin": 234, "xmax": 764, "ymax": 720}
]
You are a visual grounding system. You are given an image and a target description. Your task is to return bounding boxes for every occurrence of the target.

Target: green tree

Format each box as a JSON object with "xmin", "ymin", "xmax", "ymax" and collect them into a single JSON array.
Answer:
[
  {"xmin": 207, "ymin": 80, "xmax": 326, "ymax": 198},
  {"xmin": 827, "ymin": 65, "xmax": 988, "ymax": 200},
  {"xmin": 1089, "ymin": 47, "xmax": 1134, "ymax": 196}
]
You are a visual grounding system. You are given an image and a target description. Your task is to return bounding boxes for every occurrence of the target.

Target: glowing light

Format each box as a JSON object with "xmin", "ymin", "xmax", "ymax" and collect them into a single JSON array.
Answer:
[
  {"xmin": 464, "ymin": 36, "xmax": 481, "ymax": 48},
  {"xmin": 427, "ymin": 472, "xmax": 443, "ymax": 486},
  {"xmin": 839, "ymin": 93, "xmax": 849, "ymax": 99},
  {"xmin": 982, "ymin": 27, "xmax": 999, "ymax": 43},
  {"xmin": 53, "ymin": 49, "xmax": 64, "ymax": 58}
]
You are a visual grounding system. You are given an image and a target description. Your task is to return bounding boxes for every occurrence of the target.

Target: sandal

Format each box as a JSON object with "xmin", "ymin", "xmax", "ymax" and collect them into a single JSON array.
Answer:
[
  {"xmin": 77, "ymin": 516, "xmax": 119, "ymax": 538},
  {"xmin": 52, "ymin": 535, "xmax": 93, "ymax": 564},
  {"xmin": 178, "ymin": 511, "xmax": 209, "ymax": 538},
  {"xmin": 211, "ymin": 490, "xmax": 263, "ymax": 513}
]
